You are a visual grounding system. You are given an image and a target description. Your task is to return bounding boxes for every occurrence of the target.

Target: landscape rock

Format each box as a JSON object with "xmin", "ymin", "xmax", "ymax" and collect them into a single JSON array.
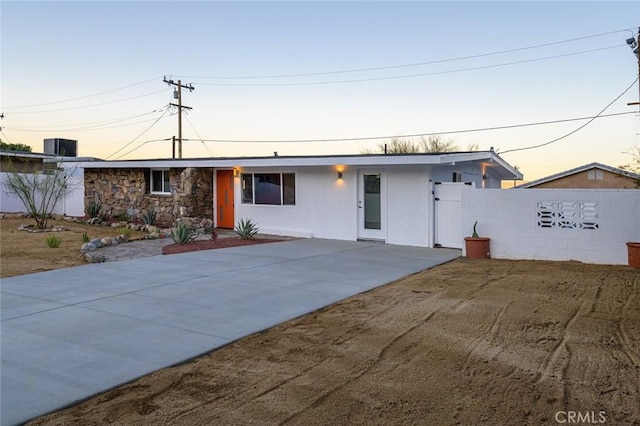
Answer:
[
  {"xmin": 101, "ymin": 237, "xmax": 112, "ymax": 246},
  {"xmin": 84, "ymin": 252, "xmax": 106, "ymax": 263}
]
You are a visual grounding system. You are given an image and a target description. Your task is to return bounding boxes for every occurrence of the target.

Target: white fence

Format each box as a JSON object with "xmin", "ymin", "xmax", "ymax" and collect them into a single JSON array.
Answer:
[
  {"xmin": 0, "ymin": 172, "xmax": 85, "ymax": 217},
  {"xmin": 461, "ymin": 188, "xmax": 640, "ymax": 265}
]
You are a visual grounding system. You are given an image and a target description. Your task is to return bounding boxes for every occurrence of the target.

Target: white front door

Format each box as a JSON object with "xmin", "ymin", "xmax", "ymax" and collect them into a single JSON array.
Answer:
[{"xmin": 358, "ymin": 170, "xmax": 386, "ymax": 241}]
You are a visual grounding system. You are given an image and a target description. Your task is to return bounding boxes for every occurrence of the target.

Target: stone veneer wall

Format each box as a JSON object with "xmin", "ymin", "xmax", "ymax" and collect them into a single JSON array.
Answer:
[{"xmin": 84, "ymin": 167, "xmax": 214, "ymax": 223}]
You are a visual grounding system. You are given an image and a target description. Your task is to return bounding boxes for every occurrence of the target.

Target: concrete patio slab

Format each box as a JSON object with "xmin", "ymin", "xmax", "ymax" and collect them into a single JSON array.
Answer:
[{"xmin": 1, "ymin": 238, "xmax": 459, "ymax": 425}]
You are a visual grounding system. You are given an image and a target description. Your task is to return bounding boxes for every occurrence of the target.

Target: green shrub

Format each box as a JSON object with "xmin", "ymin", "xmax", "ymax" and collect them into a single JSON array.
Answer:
[
  {"xmin": 141, "ymin": 209, "xmax": 157, "ymax": 226},
  {"xmin": 45, "ymin": 235, "xmax": 62, "ymax": 248},
  {"xmin": 85, "ymin": 201, "xmax": 102, "ymax": 218},
  {"xmin": 234, "ymin": 218, "xmax": 259, "ymax": 240},
  {"xmin": 169, "ymin": 222, "xmax": 198, "ymax": 245},
  {"xmin": 118, "ymin": 227, "xmax": 132, "ymax": 238},
  {"xmin": 81, "ymin": 232, "xmax": 90, "ymax": 243},
  {"xmin": 118, "ymin": 211, "xmax": 131, "ymax": 222}
]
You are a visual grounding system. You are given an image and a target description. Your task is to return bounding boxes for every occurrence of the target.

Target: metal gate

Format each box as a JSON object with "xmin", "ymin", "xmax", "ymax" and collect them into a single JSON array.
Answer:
[{"xmin": 434, "ymin": 182, "xmax": 474, "ymax": 249}]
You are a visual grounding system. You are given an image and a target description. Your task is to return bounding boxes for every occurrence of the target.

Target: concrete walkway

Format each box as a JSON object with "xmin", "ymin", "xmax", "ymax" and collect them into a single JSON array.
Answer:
[{"xmin": 1, "ymin": 239, "xmax": 460, "ymax": 426}]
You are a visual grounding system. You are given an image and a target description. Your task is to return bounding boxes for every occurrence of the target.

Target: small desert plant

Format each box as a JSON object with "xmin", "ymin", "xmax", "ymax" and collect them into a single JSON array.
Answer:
[
  {"xmin": 472, "ymin": 221, "xmax": 479, "ymax": 238},
  {"xmin": 118, "ymin": 211, "xmax": 131, "ymax": 222},
  {"xmin": 85, "ymin": 201, "xmax": 102, "ymax": 219},
  {"xmin": 211, "ymin": 231, "xmax": 218, "ymax": 242},
  {"xmin": 234, "ymin": 218, "xmax": 259, "ymax": 240},
  {"xmin": 141, "ymin": 209, "xmax": 157, "ymax": 226},
  {"xmin": 169, "ymin": 222, "xmax": 198, "ymax": 245},
  {"xmin": 81, "ymin": 232, "xmax": 90, "ymax": 243},
  {"xmin": 45, "ymin": 235, "xmax": 62, "ymax": 248},
  {"xmin": 118, "ymin": 227, "xmax": 132, "ymax": 238}
]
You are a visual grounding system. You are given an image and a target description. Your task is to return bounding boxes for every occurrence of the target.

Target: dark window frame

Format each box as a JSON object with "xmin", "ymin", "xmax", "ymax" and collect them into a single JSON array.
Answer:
[
  {"xmin": 240, "ymin": 172, "xmax": 296, "ymax": 206},
  {"xmin": 151, "ymin": 169, "xmax": 171, "ymax": 194}
]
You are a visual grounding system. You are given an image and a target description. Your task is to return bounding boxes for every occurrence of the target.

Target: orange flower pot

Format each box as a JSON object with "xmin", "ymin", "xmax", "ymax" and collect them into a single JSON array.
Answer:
[
  {"xmin": 464, "ymin": 237, "xmax": 491, "ymax": 259},
  {"xmin": 627, "ymin": 242, "xmax": 640, "ymax": 268}
]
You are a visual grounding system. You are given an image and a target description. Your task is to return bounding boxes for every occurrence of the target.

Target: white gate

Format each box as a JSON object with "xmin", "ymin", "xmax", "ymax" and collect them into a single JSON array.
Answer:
[{"xmin": 434, "ymin": 182, "xmax": 474, "ymax": 249}]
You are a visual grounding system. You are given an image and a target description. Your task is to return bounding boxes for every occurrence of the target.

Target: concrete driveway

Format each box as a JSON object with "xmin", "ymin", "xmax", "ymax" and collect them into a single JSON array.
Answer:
[{"xmin": 1, "ymin": 239, "xmax": 460, "ymax": 426}]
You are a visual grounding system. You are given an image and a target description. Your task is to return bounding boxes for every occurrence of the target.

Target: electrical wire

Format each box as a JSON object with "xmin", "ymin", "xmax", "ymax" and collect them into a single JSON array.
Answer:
[
  {"xmin": 184, "ymin": 113, "xmax": 214, "ymax": 157},
  {"xmin": 0, "ymin": 128, "xmax": 13, "ymax": 145},
  {"xmin": 177, "ymin": 29, "xmax": 635, "ymax": 80},
  {"xmin": 2, "ymin": 76, "xmax": 162, "ymax": 109},
  {"xmin": 182, "ymin": 111, "xmax": 636, "ymax": 144},
  {"xmin": 111, "ymin": 137, "xmax": 173, "ymax": 160},
  {"xmin": 4, "ymin": 109, "xmax": 166, "ymax": 132},
  {"xmin": 105, "ymin": 106, "xmax": 170, "ymax": 160},
  {"xmin": 501, "ymin": 77, "xmax": 639, "ymax": 154},
  {"xmin": 192, "ymin": 46, "xmax": 624, "ymax": 87},
  {"xmin": 3, "ymin": 90, "xmax": 167, "ymax": 114}
]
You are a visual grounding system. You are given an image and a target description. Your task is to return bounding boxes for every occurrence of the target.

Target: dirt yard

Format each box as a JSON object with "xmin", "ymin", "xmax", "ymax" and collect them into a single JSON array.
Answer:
[
  {"xmin": 0, "ymin": 217, "xmax": 148, "ymax": 278},
  {"xmin": 27, "ymin": 258, "xmax": 639, "ymax": 425}
]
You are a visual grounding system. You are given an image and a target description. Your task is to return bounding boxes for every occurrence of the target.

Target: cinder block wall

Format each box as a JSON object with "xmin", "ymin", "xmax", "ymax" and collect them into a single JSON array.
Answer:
[{"xmin": 461, "ymin": 188, "xmax": 640, "ymax": 265}]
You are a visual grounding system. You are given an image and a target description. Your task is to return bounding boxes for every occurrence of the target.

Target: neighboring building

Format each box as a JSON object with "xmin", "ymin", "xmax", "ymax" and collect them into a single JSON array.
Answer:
[
  {"xmin": 68, "ymin": 150, "xmax": 522, "ymax": 249},
  {"xmin": 0, "ymin": 150, "xmax": 55, "ymax": 173},
  {"xmin": 516, "ymin": 162, "xmax": 640, "ymax": 189}
]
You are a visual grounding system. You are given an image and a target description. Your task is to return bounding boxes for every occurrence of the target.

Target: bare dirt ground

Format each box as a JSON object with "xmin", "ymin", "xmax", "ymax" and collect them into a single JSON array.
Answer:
[
  {"xmin": 27, "ymin": 258, "xmax": 640, "ymax": 425},
  {"xmin": 0, "ymin": 217, "xmax": 148, "ymax": 278}
]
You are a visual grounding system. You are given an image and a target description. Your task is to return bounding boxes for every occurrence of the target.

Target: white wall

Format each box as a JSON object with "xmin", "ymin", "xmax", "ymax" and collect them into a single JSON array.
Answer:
[
  {"xmin": 386, "ymin": 165, "xmax": 431, "ymax": 247},
  {"xmin": 235, "ymin": 165, "xmax": 433, "ymax": 247},
  {"xmin": 236, "ymin": 166, "xmax": 357, "ymax": 240},
  {"xmin": 0, "ymin": 168, "xmax": 84, "ymax": 217},
  {"xmin": 461, "ymin": 188, "xmax": 640, "ymax": 265}
]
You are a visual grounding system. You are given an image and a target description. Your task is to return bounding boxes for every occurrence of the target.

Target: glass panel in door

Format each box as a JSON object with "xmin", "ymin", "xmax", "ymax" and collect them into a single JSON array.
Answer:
[{"xmin": 364, "ymin": 174, "xmax": 381, "ymax": 230}]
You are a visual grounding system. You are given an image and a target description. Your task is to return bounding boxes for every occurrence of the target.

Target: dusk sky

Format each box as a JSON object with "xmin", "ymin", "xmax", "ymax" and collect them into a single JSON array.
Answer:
[{"xmin": 1, "ymin": 1, "xmax": 639, "ymax": 182}]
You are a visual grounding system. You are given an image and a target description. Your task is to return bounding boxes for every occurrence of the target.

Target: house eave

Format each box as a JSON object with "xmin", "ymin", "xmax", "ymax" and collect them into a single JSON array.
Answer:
[{"xmin": 69, "ymin": 151, "xmax": 523, "ymax": 180}]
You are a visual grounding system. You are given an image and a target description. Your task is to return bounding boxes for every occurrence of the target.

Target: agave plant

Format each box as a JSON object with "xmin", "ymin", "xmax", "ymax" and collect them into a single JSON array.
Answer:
[
  {"xmin": 85, "ymin": 201, "xmax": 102, "ymax": 219},
  {"xmin": 234, "ymin": 218, "xmax": 259, "ymax": 240},
  {"xmin": 141, "ymin": 209, "xmax": 157, "ymax": 226},
  {"xmin": 169, "ymin": 222, "xmax": 198, "ymax": 245}
]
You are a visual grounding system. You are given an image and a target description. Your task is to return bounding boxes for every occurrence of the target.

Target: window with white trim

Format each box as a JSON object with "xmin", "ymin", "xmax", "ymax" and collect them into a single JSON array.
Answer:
[
  {"xmin": 151, "ymin": 169, "xmax": 171, "ymax": 194},
  {"xmin": 241, "ymin": 172, "xmax": 296, "ymax": 205}
]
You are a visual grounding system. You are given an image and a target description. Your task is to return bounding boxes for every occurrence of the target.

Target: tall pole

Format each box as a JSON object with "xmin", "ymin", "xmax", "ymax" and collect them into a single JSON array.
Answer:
[
  {"xmin": 178, "ymin": 80, "xmax": 183, "ymax": 159},
  {"xmin": 163, "ymin": 77, "xmax": 194, "ymax": 159}
]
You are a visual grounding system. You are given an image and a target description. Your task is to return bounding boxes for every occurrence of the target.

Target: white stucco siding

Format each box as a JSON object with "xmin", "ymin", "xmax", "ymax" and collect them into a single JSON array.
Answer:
[
  {"xmin": 235, "ymin": 166, "xmax": 357, "ymax": 240},
  {"xmin": 385, "ymin": 165, "xmax": 432, "ymax": 247},
  {"xmin": 235, "ymin": 165, "xmax": 434, "ymax": 247}
]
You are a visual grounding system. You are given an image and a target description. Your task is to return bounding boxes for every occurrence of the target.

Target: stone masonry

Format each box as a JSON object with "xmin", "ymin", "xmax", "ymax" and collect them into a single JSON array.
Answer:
[{"xmin": 84, "ymin": 167, "xmax": 214, "ymax": 223}]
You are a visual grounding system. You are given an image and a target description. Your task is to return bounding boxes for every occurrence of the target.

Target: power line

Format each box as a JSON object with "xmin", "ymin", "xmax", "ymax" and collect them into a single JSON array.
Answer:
[
  {"xmin": 2, "ymin": 90, "xmax": 167, "ymax": 114},
  {"xmin": 501, "ymin": 77, "xmax": 639, "ymax": 154},
  {"xmin": 112, "ymin": 137, "xmax": 173, "ymax": 160},
  {"xmin": 192, "ymin": 46, "xmax": 624, "ymax": 87},
  {"xmin": 2, "ymin": 76, "xmax": 162, "ymax": 109},
  {"xmin": 105, "ymin": 106, "xmax": 170, "ymax": 160},
  {"xmin": 4, "ymin": 109, "xmax": 165, "ymax": 132},
  {"xmin": 177, "ymin": 29, "xmax": 635, "ymax": 80},
  {"xmin": 182, "ymin": 111, "xmax": 636, "ymax": 144},
  {"xmin": 184, "ymin": 113, "xmax": 213, "ymax": 157}
]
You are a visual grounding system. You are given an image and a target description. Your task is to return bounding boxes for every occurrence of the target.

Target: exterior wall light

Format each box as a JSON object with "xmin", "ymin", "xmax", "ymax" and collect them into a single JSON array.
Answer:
[
  {"xmin": 337, "ymin": 171, "xmax": 343, "ymax": 179},
  {"xmin": 233, "ymin": 168, "xmax": 239, "ymax": 177}
]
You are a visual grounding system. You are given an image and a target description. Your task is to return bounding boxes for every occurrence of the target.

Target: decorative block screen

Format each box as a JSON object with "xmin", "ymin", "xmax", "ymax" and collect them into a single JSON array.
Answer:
[{"xmin": 537, "ymin": 201, "xmax": 599, "ymax": 230}]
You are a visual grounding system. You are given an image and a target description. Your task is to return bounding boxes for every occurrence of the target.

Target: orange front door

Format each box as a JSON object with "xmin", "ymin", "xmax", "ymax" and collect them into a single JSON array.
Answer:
[{"xmin": 216, "ymin": 170, "xmax": 235, "ymax": 228}]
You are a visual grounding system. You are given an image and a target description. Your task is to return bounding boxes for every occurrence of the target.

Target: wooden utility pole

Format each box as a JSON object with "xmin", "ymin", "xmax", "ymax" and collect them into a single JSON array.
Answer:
[{"xmin": 163, "ymin": 77, "xmax": 194, "ymax": 158}]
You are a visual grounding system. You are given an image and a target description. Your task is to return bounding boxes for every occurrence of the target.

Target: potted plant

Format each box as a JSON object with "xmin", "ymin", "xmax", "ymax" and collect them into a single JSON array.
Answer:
[
  {"xmin": 464, "ymin": 221, "xmax": 491, "ymax": 259},
  {"xmin": 621, "ymin": 145, "xmax": 640, "ymax": 268},
  {"xmin": 627, "ymin": 242, "xmax": 640, "ymax": 268}
]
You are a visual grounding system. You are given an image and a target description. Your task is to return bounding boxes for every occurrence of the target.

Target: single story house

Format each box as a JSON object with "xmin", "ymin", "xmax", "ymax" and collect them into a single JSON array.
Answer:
[
  {"xmin": 516, "ymin": 162, "xmax": 640, "ymax": 189},
  {"xmin": 67, "ymin": 150, "xmax": 522, "ymax": 248}
]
